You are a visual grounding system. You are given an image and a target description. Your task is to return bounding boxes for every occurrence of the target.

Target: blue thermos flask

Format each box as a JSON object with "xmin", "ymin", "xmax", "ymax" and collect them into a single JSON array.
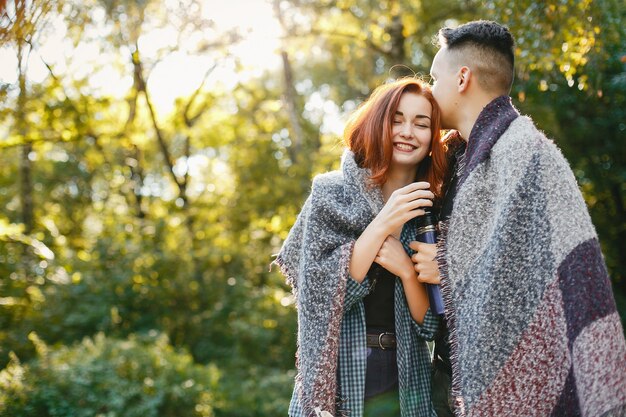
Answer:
[{"xmin": 415, "ymin": 210, "xmax": 445, "ymax": 315}]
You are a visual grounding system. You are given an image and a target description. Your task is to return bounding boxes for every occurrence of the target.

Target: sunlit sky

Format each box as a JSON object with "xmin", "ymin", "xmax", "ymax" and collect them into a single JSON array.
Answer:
[{"xmin": 0, "ymin": 0, "xmax": 283, "ymax": 115}]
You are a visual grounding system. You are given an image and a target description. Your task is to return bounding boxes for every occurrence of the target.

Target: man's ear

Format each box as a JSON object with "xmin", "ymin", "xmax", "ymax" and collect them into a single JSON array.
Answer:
[{"xmin": 457, "ymin": 66, "xmax": 471, "ymax": 92}]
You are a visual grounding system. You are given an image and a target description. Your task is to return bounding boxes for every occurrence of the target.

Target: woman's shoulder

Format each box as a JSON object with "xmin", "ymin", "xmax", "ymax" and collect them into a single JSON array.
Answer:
[
  {"xmin": 311, "ymin": 170, "xmax": 344, "ymax": 192},
  {"xmin": 306, "ymin": 169, "xmax": 353, "ymax": 212}
]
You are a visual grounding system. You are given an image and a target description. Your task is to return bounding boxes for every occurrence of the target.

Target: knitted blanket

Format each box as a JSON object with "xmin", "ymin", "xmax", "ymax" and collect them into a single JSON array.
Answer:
[
  {"xmin": 274, "ymin": 150, "xmax": 384, "ymax": 417},
  {"xmin": 438, "ymin": 96, "xmax": 626, "ymax": 417}
]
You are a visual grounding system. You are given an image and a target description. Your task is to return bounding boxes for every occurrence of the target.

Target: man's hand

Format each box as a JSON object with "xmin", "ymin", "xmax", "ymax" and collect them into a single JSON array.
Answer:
[{"xmin": 409, "ymin": 241, "xmax": 441, "ymax": 284}]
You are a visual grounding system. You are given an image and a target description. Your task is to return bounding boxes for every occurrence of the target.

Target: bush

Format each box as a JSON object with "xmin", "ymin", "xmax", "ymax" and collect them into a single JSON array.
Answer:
[
  {"xmin": 0, "ymin": 332, "xmax": 220, "ymax": 417},
  {"xmin": 215, "ymin": 366, "xmax": 295, "ymax": 417}
]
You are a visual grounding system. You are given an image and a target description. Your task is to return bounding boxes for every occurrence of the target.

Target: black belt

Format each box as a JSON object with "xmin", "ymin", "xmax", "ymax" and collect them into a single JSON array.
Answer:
[{"xmin": 366, "ymin": 332, "xmax": 396, "ymax": 350}]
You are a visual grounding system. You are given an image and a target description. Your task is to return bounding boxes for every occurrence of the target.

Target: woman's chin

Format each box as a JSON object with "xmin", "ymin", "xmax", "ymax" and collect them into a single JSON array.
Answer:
[{"xmin": 391, "ymin": 152, "xmax": 427, "ymax": 167}]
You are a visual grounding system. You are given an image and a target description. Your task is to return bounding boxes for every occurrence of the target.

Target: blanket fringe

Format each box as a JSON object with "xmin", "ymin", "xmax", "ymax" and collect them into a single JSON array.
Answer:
[
  {"xmin": 277, "ymin": 243, "xmax": 354, "ymax": 417},
  {"xmin": 271, "ymin": 254, "xmax": 298, "ymax": 298},
  {"xmin": 436, "ymin": 220, "xmax": 465, "ymax": 417}
]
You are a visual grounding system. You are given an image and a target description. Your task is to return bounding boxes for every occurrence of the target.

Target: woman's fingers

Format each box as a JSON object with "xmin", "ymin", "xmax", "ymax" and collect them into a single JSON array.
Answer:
[
  {"xmin": 403, "ymin": 208, "xmax": 427, "ymax": 223},
  {"xmin": 380, "ymin": 183, "xmax": 434, "ymax": 231},
  {"xmin": 395, "ymin": 187, "xmax": 434, "ymax": 202},
  {"xmin": 399, "ymin": 199, "xmax": 432, "ymax": 222},
  {"xmin": 396, "ymin": 181, "xmax": 431, "ymax": 194},
  {"xmin": 392, "ymin": 188, "xmax": 434, "ymax": 212},
  {"xmin": 407, "ymin": 198, "xmax": 434, "ymax": 210},
  {"xmin": 392, "ymin": 191, "xmax": 434, "ymax": 217},
  {"xmin": 407, "ymin": 188, "xmax": 435, "ymax": 201}
]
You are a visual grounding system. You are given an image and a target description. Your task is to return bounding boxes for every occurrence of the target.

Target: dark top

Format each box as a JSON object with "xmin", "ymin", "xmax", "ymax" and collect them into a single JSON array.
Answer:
[{"xmin": 363, "ymin": 263, "xmax": 396, "ymax": 332}]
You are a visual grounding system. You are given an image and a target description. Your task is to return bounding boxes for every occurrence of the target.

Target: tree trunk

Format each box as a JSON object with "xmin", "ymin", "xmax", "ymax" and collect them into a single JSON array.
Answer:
[
  {"xmin": 129, "ymin": 144, "xmax": 147, "ymax": 219},
  {"xmin": 274, "ymin": 1, "xmax": 306, "ymax": 163},
  {"xmin": 16, "ymin": 5, "xmax": 34, "ymax": 233},
  {"xmin": 280, "ymin": 50, "xmax": 305, "ymax": 162},
  {"xmin": 388, "ymin": 14, "xmax": 406, "ymax": 64}
]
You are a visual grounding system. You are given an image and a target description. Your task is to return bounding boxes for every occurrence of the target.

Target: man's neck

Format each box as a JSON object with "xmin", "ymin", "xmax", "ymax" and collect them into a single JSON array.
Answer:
[{"xmin": 458, "ymin": 93, "xmax": 502, "ymax": 141}]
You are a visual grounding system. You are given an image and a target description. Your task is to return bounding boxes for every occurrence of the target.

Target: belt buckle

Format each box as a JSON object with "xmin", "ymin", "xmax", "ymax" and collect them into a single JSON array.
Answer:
[{"xmin": 378, "ymin": 332, "xmax": 393, "ymax": 350}]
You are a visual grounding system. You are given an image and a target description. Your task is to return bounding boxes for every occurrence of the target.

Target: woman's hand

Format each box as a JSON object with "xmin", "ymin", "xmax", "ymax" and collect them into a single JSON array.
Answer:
[
  {"xmin": 375, "ymin": 236, "xmax": 415, "ymax": 281},
  {"xmin": 409, "ymin": 241, "xmax": 441, "ymax": 284},
  {"xmin": 373, "ymin": 182, "xmax": 434, "ymax": 235},
  {"xmin": 378, "ymin": 236, "xmax": 433, "ymax": 324}
]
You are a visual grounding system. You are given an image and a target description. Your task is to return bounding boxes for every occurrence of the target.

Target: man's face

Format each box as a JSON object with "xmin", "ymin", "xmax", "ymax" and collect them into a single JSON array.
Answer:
[{"xmin": 430, "ymin": 47, "xmax": 458, "ymax": 130}]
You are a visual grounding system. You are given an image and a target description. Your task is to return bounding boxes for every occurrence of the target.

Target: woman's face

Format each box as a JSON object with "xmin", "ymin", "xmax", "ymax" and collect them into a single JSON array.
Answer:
[{"xmin": 390, "ymin": 92, "xmax": 432, "ymax": 169}]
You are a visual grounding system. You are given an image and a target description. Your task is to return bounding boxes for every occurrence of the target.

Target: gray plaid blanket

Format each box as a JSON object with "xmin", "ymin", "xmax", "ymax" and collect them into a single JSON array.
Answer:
[
  {"xmin": 438, "ymin": 96, "xmax": 626, "ymax": 417},
  {"xmin": 274, "ymin": 150, "xmax": 384, "ymax": 417}
]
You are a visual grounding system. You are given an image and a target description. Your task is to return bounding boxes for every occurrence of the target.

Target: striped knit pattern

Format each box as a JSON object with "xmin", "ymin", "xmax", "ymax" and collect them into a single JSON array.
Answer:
[{"xmin": 439, "ymin": 96, "xmax": 626, "ymax": 417}]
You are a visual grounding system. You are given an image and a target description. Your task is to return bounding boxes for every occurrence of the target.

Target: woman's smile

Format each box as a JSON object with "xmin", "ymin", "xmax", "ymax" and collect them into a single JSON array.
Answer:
[{"xmin": 393, "ymin": 142, "xmax": 418, "ymax": 152}]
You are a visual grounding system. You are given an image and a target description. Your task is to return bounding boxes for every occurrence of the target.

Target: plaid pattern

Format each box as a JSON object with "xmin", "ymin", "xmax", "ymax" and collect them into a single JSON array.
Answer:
[{"xmin": 289, "ymin": 219, "xmax": 440, "ymax": 417}]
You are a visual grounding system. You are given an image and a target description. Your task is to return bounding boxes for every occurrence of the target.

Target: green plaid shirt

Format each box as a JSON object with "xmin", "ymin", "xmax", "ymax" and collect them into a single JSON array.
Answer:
[{"xmin": 289, "ymin": 220, "xmax": 440, "ymax": 417}]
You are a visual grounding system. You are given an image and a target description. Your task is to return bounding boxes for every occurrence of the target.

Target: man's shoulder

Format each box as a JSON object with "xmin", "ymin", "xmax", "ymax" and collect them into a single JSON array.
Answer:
[
  {"xmin": 499, "ymin": 116, "xmax": 567, "ymax": 159},
  {"xmin": 501, "ymin": 115, "xmax": 545, "ymax": 144},
  {"xmin": 494, "ymin": 115, "xmax": 575, "ymax": 181}
]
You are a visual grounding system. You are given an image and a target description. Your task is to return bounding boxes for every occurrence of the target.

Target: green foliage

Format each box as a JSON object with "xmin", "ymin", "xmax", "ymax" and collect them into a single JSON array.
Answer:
[
  {"xmin": 511, "ymin": 0, "xmax": 626, "ymax": 289},
  {"xmin": 0, "ymin": 0, "xmax": 624, "ymax": 415},
  {"xmin": 215, "ymin": 367, "xmax": 294, "ymax": 417},
  {"xmin": 0, "ymin": 332, "xmax": 219, "ymax": 417}
]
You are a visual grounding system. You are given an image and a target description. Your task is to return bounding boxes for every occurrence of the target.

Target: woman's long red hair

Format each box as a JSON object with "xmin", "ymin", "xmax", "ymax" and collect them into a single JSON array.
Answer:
[{"xmin": 344, "ymin": 78, "xmax": 451, "ymax": 202}]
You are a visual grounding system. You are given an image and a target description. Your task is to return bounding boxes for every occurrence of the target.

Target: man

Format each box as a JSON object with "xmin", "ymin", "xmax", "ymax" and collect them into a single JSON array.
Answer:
[{"xmin": 411, "ymin": 20, "xmax": 626, "ymax": 417}]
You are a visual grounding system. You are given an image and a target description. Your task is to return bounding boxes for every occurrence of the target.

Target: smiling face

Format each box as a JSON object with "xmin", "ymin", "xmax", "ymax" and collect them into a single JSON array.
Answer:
[{"xmin": 390, "ymin": 92, "xmax": 433, "ymax": 170}]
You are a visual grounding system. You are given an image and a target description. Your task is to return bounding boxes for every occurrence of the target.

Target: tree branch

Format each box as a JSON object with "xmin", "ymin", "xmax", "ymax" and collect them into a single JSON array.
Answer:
[
  {"xmin": 284, "ymin": 27, "xmax": 389, "ymax": 56},
  {"xmin": 183, "ymin": 63, "xmax": 217, "ymax": 128},
  {"xmin": 132, "ymin": 44, "xmax": 186, "ymax": 198}
]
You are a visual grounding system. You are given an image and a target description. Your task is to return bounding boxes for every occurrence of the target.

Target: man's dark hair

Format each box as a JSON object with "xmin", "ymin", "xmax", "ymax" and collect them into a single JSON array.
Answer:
[{"xmin": 437, "ymin": 20, "xmax": 515, "ymax": 94}]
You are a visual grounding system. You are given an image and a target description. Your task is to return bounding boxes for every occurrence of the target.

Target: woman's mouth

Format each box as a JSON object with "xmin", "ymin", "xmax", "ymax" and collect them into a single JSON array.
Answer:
[{"xmin": 393, "ymin": 142, "xmax": 417, "ymax": 152}]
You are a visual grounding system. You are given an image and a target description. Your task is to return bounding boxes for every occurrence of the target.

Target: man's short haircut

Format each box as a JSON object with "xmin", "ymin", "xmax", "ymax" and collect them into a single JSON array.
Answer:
[{"xmin": 437, "ymin": 20, "xmax": 515, "ymax": 94}]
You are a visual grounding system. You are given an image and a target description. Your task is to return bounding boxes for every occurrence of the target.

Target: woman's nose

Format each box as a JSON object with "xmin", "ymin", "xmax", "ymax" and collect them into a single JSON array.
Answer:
[{"xmin": 400, "ymin": 123, "xmax": 413, "ymax": 138}]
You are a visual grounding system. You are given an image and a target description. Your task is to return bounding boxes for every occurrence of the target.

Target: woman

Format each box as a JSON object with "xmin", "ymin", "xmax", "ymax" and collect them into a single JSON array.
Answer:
[{"xmin": 274, "ymin": 78, "xmax": 453, "ymax": 417}]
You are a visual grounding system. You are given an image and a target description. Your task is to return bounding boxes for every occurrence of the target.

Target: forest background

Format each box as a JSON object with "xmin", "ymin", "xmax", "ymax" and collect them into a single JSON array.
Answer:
[{"xmin": 0, "ymin": 0, "xmax": 624, "ymax": 416}]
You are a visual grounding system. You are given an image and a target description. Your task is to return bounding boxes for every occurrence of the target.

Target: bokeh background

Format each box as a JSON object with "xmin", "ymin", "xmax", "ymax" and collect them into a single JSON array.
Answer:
[{"xmin": 0, "ymin": 0, "xmax": 624, "ymax": 415}]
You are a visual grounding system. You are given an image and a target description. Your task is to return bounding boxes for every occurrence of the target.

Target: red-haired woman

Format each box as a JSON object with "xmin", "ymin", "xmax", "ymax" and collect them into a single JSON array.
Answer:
[{"xmin": 275, "ymin": 78, "xmax": 453, "ymax": 417}]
